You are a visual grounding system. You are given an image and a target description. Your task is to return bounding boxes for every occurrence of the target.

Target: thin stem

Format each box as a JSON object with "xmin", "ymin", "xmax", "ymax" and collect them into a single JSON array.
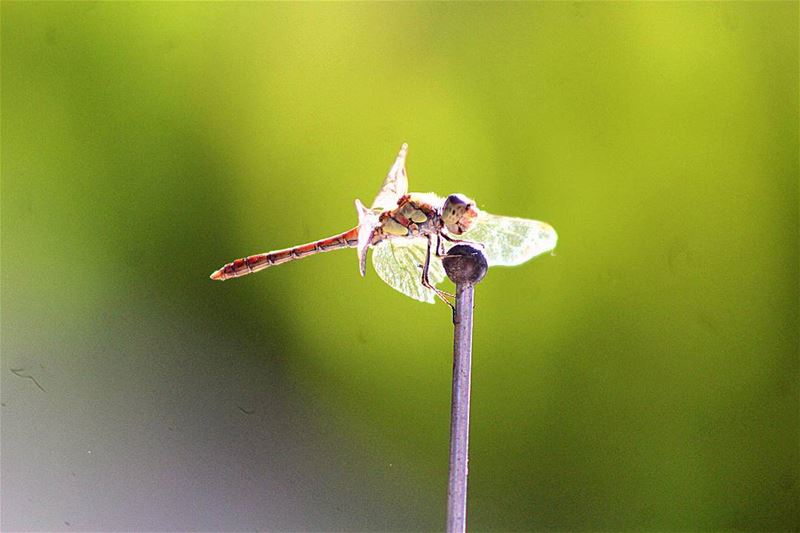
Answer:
[
  {"xmin": 446, "ymin": 280, "xmax": 475, "ymax": 533},
  {"xmin": 442, "ymin": 243, "xmax": 487, "ymax": 532}
]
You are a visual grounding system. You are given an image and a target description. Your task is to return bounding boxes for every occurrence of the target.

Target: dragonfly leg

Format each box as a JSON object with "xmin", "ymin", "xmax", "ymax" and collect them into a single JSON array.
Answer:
[
  {"xmin": 422, "ymin": 235, "xmax": 455, "ymax": 307},
  {"xmin": 440, "ymin": 232, "xmax": 475, "ymax": 245},
  {"xmin": 440, "ymin": 232, "xmax": 484, "ymax": 258},
  {"xmin": 436, "ymin": 234, "xmax": 446, "ymax": 257}
]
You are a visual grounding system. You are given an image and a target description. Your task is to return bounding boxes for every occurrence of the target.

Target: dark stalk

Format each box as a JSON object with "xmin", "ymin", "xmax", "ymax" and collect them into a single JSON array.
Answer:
[{"xmin": 442, "ymin": 245, "xmax": 488, "ymax": 533}]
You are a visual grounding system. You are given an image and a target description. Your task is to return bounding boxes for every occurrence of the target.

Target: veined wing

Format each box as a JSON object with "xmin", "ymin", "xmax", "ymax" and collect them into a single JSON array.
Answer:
[
  {"xmin": 371, "ymin": 143, "xmax": 409, "ymax": 210},
  {"xmin": 461, "ymin": 211, "xmax": 558, "ymax": 267},
  {"xmin": 371, "ymin": 237, "xmax": 445, "ymax": 304}
]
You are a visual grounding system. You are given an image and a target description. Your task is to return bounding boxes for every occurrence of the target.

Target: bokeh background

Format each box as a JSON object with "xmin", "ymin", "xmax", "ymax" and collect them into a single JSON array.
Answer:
[{"xmin": 2, "ymin": 2, "xmax": 797, "ymax": 531}]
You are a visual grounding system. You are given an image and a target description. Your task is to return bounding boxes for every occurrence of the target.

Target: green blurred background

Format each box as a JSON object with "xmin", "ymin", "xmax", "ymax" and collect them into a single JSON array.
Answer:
[{"xmin": 2, "ymin": 2, "xmax": 797, "ymax": 531}]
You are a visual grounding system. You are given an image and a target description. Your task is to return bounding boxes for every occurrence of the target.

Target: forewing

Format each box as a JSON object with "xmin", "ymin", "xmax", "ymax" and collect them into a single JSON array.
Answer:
[
  {"xmin": 461, "ymin": 212, "xmax": 558, "ymax": 266},
  {"xmin": 371, "ymin": 238, "xmax": 446, "ymax": 304},
  {"xmin": 371, "ymin": 143, "xmax": 409, "ymax": 210}
]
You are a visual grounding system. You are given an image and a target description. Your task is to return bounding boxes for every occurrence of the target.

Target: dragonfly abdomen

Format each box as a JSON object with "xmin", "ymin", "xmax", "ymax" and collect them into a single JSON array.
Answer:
[{"xmin": 210, "ymin": 226, "xmax": 360, "ymax": 281}]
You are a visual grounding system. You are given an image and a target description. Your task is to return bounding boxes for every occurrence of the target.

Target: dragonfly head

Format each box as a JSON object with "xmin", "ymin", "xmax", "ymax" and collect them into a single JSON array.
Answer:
[{"xmin": 441, "ymin": 194, "xmax": 480, "ymax": 235}]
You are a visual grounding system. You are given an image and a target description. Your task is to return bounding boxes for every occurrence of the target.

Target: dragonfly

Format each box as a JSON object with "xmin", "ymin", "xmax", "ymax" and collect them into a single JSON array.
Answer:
[{"xmin": 210, "ymin": 144, "xmax": 557, "ymax": 305}]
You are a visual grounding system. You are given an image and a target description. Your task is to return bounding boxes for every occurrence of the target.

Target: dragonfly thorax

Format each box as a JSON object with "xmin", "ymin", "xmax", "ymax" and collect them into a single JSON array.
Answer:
[
  {"xmin": 377, "ymin": 194, "xmax": 439, "ymax": 238},
  {"xmin": 441, "ymin": 194, "xmax": 479, "ymax": 235}
]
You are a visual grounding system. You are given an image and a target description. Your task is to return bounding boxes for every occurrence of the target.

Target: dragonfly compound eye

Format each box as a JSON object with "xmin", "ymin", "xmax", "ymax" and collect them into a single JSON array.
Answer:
[{"xmin": 443, "ymin": 194, "xmax": 478, "ymax": 234}]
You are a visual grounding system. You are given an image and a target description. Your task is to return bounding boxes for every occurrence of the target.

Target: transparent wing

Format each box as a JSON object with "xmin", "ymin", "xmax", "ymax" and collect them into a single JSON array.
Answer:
[
  {"xmin": 371, "ymin": 143, "xmax": 409, "ymax": 210},
  {"xmin": 460, "ymin": 211, "xmax": 558, "ymax": 266},
  {"xmin": 371, "ymin": 237, "xmax": 445, "ymax": 304}
]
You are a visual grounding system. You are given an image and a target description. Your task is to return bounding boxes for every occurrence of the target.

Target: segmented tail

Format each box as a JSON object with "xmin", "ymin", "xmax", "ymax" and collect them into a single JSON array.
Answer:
[{"xmin": 210, "ymin": 226, "xmax": 360, "ymax": 281}]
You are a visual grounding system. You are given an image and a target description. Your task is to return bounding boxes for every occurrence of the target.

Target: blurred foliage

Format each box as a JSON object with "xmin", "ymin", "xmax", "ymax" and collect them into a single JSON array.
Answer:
[{"xmin": 2, "ymin": 2, "xmax": 797, "ymax": 531}]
